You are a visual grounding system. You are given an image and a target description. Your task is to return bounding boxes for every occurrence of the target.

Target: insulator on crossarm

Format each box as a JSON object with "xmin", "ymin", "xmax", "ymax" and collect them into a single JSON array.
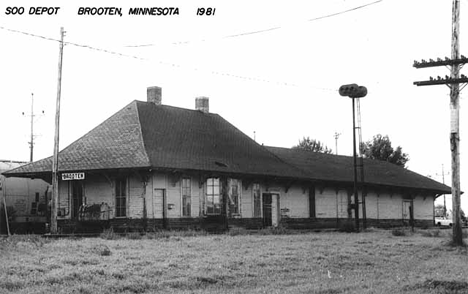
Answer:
[
  {"xmin": 437, "ymin": 58, "xmax": 442, "ymax": 62},
  {"xmin": 462, "ymin": 74, "xmax": 467, "ymax": 79},
  {"xmin": 445, "ymin": 57, "xmax": 450, "ymax": 61},
  {"xmin": 422, "ymin": 59, "xmax": 427, "ymax": 63},
  {"xmin": 430, "ymin": 59, "xmax": 435, "ymax": 62},
  {"xmin": 445, "ymin": 75, "xmax": 450, "ymax": 80},
  {"xmin": 437, "ymin": 76, "xmax": 442, "ymax": 80},
  {"xmin": 430, "ymin": 77, "xmax": 434, "ymax": 81},
  {"xmin": 462, "ymin": 55, "xmax": 467, "ymax": 59}
]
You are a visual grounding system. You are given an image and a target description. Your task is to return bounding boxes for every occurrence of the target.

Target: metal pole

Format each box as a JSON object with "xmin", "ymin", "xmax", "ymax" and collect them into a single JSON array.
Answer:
[
  {"xmin": 450, "ymin": 0, "xmax": 463, "ymax": 245},
  {"xmin": 334, "ymin": 132, "xmax": 340, "ymax": 155},
  {"xmin": 30, "ymin": 93, "xmax": 34, "ymax": 162},
  {"xmin": 352, "ymin": 97, "xmax": 360, "ymax": 231},
  {"xmin": 442, "ymin": 164, "xmax": 447, "ymax": 217},
  {"xmin": 51, "ymin": 27, "xmax": 65, "ymax": 235}
]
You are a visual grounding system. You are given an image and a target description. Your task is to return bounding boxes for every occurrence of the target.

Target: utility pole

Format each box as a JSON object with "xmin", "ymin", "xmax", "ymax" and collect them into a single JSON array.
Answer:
[
  {"xmin": 334, "ymin": 132, "xmax": 341, "ymax": 155},
  {"xmin": 413, "ymin": 0, "xmax": 463, "ymax": 246},
  {"xmin": 51, "ymin": 27, "xmax": 65, "ymax": 235},
  {"xmin": 29, "ymin": 93, "xmax": 34, "ymax": 162},
  {"xmin": 436, "ymin": 164, "xmax": 450, "ymax": 216},
  {"xmin": 22, "ymin": 93, "xmax": 44, "ymax": 162}
]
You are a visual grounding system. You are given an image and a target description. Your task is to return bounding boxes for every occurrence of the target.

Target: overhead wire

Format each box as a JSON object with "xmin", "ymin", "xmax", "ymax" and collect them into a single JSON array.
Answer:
[
  {"xmin": 0, "ymin": 25, "xmax": 337, "ymax": 91},
  {"xmin": 0, "ymin": 0, "xmax": 383, "ymax": 92},
  {"xmin": 0, "ymin": 26, "xmax": 146, "ymax": 61},
  {"xmin": 125, "ymin": 0, "xmax": 383, "ymax": 47}
]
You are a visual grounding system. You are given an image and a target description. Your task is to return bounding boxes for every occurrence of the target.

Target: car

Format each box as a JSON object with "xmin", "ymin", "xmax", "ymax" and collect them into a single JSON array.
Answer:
[{"xmin": 435, "ymin": 217, "xmax": 453, "ymax": 227}]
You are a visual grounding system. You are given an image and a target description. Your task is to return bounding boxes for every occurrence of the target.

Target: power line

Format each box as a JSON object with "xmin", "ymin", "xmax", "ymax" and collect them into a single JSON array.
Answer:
[
  {"xmin": 125, "ymin": 0, "xmax": 384, "ymax": 48},
  {"xmin": 0, "ymin": 26, "xmax": 147, "ymax": 60},
  {"xmin": 224, "ymin": 0, "xmax": 383, "ymax": 39},
  {"xmin": 0, "ymin": 26, "xmax": 336, "ymax": 91}
]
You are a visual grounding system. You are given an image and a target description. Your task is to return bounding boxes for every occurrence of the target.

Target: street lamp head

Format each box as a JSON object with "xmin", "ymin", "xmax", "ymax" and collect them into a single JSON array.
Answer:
[{"xmin": 339, "ymin": 84, "xmax": 367, "ymax": 98}]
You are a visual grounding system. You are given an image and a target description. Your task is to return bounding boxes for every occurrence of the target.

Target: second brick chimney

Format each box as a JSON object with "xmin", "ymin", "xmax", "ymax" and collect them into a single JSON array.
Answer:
[
  {"xmin": 147, "ymin": 86, "xmax": 162, "ymax": 105},
  {"xmin": 195, "ymin": 96, "xmax": 209, "ymax": 113}
]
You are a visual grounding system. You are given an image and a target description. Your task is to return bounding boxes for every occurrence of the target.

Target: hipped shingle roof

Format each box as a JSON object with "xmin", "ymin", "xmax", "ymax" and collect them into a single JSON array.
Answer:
[
  {"xmin": 3, "ymin": 101, "xmax": 303, "ymax": 179},
  {"xmin": 3, "ymin": 100, "xmax": 451, "ymax": 194},
  {"xmin": 266, "ymin": 146, "xmax": 451, "ymax": 194}
]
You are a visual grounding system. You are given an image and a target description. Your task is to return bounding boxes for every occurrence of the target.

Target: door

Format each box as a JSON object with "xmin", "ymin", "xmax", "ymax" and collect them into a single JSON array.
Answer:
[
  {"xmin": 71, "ymin": 181, "xmax": 83, "ymax": 219},
  {"xmin": 150, "ymin": 189, "xmax": 167, "ymax": 229},
  {"xmin": 262, "ymin": 193, "xmax": 272, "ymax": 227},
  {"xmin": 403, "ymin": 200, "xmax": 413, "ymax": 225}
]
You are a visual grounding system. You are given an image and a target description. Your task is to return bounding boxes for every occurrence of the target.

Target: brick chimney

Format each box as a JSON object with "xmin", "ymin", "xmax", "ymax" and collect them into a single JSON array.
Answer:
[
  {"xmin": 195, "ymin": 96, "xmax": 209, "ymax": 113},
  {"xmin": 147, "ymin": 86, "xmax": 162, "ymax": 105}
]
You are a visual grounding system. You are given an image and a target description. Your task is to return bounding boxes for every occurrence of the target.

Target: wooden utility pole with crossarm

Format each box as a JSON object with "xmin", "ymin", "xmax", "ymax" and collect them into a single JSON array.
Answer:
[{"xmin": 413, "ymin": 0, "xmax": 464, "ymax": 246}]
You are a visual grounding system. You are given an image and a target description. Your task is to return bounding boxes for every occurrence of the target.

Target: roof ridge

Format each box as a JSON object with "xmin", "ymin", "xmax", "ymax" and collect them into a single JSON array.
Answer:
[
  {"xmin": 134, "ymin": 102, "xmax": 152, "ymax": 167},
  {"xmin": 134, "ymin": 100, "xmax": 220, "ymax": 116}
]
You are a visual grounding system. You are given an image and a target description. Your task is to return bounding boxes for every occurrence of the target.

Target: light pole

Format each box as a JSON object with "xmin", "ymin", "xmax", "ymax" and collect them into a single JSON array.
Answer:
[{"xmin": 339, "ymin": 84, "xmax": 367, "ymax": 232}]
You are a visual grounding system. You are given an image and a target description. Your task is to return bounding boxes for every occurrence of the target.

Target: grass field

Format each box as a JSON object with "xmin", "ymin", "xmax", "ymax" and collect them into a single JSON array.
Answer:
[{"xmin": 1, "ymin": 228, "xmax": 467, "ymax": 294}]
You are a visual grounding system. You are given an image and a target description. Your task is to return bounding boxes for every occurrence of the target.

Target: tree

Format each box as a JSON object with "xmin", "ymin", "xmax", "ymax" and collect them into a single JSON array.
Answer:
[
  {"xmin": 434, "ymin": 204, "xmax": 447, "ymax": 218},
  {"xmin": 360, "ymin": 134, "xmax": 409, "ymax": 167},
  {"xmin": 293, "ymin": 137, "xmax": 333, "ymax": 154}
]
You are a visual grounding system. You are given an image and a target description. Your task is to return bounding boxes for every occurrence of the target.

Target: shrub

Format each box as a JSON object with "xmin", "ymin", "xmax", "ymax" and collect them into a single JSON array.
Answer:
[
  {"xmin": 339, "ymin": 222, "xmax": 356, "ymax": 233},
  {"xmin": 391, "ymin": 228, "xmax": 406, "ymax": 236},
  {"xmin": 421, "ymin": 229, "xmax": 441, "ymax": 238}
]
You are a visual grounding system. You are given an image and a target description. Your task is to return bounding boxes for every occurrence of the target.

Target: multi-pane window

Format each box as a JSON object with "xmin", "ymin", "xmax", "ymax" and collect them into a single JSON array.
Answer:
[
  {"xmin": 230, "ymin": 179, "xmax": 240, "ymax": 215},
  {"xmin": 253, "ymin": 183, "xmax": 261, "ymax": 217},
  {"xmin": 182, "ymin": 178, "xmax": 191, "ymax": 217},
  {"xmin": 115, "ymin": 177, "xmax": 127, "ymax": 217},
  {"xmin": 206, "ymin": 178, "xmax": 221, "ymax": 214}
]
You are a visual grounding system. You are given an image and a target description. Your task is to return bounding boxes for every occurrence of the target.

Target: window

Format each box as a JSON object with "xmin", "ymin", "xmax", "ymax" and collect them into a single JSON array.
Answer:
[
  {"xmin": 229, "ymin": 179, "xmax": 240, "ymax": 215},
  {"xmin": 182, "ymin": 178, "xmax": 191, "ymax": 217},
  {"xmin": 253, "ymin": 183, "xmax": 261, "ymax": 217},
  {"xmin": 206, "ymin": 178, "xmax": 221, "ymax": 214},
  {"xmin": 115, "ymin": 177, "xmax": 127, "ymax": 217}
]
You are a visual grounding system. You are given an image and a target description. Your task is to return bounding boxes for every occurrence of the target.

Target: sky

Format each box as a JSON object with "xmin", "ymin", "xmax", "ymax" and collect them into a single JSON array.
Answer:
[{"xmin": 0, "ymin": 0, "xmax": 466, "ymax": 212}]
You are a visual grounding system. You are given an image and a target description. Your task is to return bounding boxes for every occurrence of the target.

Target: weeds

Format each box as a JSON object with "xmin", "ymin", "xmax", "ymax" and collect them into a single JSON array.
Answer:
[
  {"xmin": 257, "ymin": 226, "xmax": 292, "ymax": 235},
  {"xmin": 100, "ymin": 228, "xmax": 119, "ymax": 240},
  {"xmin": 391, "ymin": 228, "xmax": 407, "ymax": 236},
  {"xmin": 2, "ymin": 230, "xmax": 468, "ymax": 294},
  {"xmin": 338, "ymin": 222, "xmax": 355, "ymax": 233},
  {"xmin": 127, "ymin": 232, "xmax": 143, "ymax": 240},
  {"xmin": 0, "ymin": 234, "xmax": 50, "ymax": 248},
  {"xmin": 420, "ymin": 229, "xmax": 441, "ymax": 237},
  {"xmin": 405, "ymin": 279, "xmax": 468, "ymax": 292},
  {"xmin": 227, "ymin": 227, "xmax": 250, "ymax": 236}
]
